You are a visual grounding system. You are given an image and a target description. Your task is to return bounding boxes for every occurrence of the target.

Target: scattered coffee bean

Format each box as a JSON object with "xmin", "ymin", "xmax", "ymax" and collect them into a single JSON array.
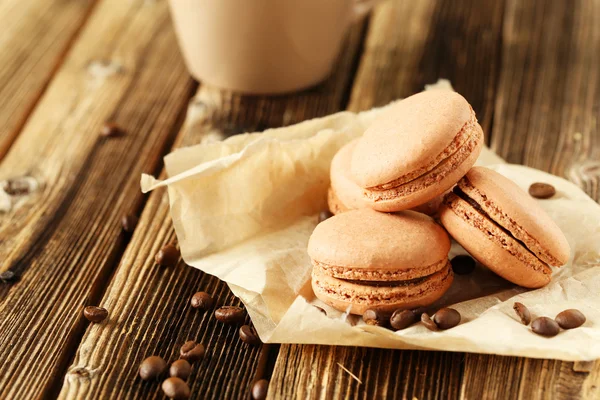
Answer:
[
  {"xmin": 555, "ymin": 309, "xmax": 586, "ymax": 329},
  {"xmin": 421, "ymin": 313, "xmax": 438, "ymax": 331},
  {"xmin": 529, "ymin": 182, "xmax": 556, "ymax": 199},
  {"xmin": 363, "ymin": 309, "xmax": 388, "ymax": 327},
  {"xmin": 450, "ymin": 255, "xmax": 476, "ymax": 275},
  {"xmin": 162, "ymin": 377, "xmax": 190, "ymax": 400},
  {"xmin": 4, "ymin": 179, "xmax": 30, "ymax": 196},
  {"xmin": 513, "ymin": 302, "xmax": 531, "ymax": 325},
  {"xmin": 313, "ymin": 305, "xmax": 327, "ymax": 315},
  {"xmin": 531, "ymin": 317, "xmax": 560, "ymax": 337},
  {"xmin": 433, "ymin": 308, "xmax": 461, "ymax": 330},
  {"xmin": 239, "ymin": 325, "xmax": 262, "ymax": 346},
  {"xmin": 318, "ymin": 210, "xmax": 333, "ymax": 222},
  {"xmin": 100, "ymin": 122, "xmax": 125, "ymax": 137},
  {"xmin": 155, "ymin": 244, "xmax": 180, "ymax": 267},
  {"xmin": 179, "ymin": 341, "xmax": 205, "ymax": 363},
  {"xmin": 139, "ymin": 356, "xmax": 167, "ymax": 381},
  {"xmin": 390, "ymin": 309, "xmax": 417, "ymax": 330},
  {"xmin": 252, "ymin": 379, "xmax": 269, "ymax": 400},
  {"xmin": 214, "ymin": 306, "xmax": 246, "ymax": 324},
  {"xmin": 121, "ymin": 214, "xmax": 138, "ymax": 233},
  {"xmin": 83, "ymin": 306, "xmax": 108, "ymax": 323},
  {"xmin": 0, "ymin": 270, "xmax": 16, "ymax": 283},
  {"xmin": 169, "ymin": 359, "xmax": 191, "ymax": 380},
  {"xmin": 190, "ymin": 292, "xmax": 214, "ymax": 311}
]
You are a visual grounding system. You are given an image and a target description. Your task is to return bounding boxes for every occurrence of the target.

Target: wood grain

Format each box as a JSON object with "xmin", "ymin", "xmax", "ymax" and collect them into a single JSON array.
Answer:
[
  {"xmin": 0, "ymin": 0, "xmax": 97, "ymax": 160},
  {"xmin": 269, "ymin": 0, "xmax": 504, "ymax": 398},
  {"xmin": 0, "ymin": 0, "xmax": 195, "ymax": 397},
  {"xmin": 57, "ymin": 21, "xmax": 368, "ymax": 400}
]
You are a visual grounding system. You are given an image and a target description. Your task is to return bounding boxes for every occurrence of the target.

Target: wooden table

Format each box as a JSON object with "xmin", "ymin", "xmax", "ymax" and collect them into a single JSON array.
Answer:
[{"xmin": 1, "ymin": 0, "xmax": 599, "ymax": 398}]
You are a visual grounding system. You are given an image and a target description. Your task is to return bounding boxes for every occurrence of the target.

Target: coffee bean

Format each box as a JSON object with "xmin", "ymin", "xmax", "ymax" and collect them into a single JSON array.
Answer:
[
  {"xmin": 450, "ymin": 255, "xmax": 476, "ymax": 275},
  {"xmin": 433, "ymin": 308, "xmax": 461, "ymax": 330},
  {"xmin": 179, "ymin": 341, "xmax": 205, "ymax": 363},
  {"xmin": 252, "ymin": 379, "xmax": 269, "ymax": 400},
  {"xmin": 239, "ymin": 325, "xmax": 262, "ymax": 346},
  {"xmin": 190, "ymin": 292, "xmax": 214, "ymax": 311},
  {"xmin": 83, "ymin": 306, "xmax": 108, "ymax": 323},
  {"xmin": 155, "ymin": 244, "xmax": 180, "ymax": 267},
  {"xmin": 421, "ymin": 313, "xmax": 438, "ymax": 331},
  {"xmin": 0, "ymin": 270, "xmax": 16, "ymax": 283},
  {"xmin": 531, "ymin": 317, "xmax": 560, "ymax": 337},
  {"xmin": 5, "ymin": 179, "xmax": 30, "ymax": 196},
  {"xmin": 319, "ymin": 210, "xmax": 333, "ymax": 222},
  {"xmin": 313, "ymin": 305, "xmax": 327, "ymax": 315},
  {"xmin": 121, "ymin": 214, "xmax": 138, "ymax": 233},
  {"xmin": 169, "ymin": 359, "xmax": 191, "ymax": 380},
  {"xmin": 529, "ymin": 182, "xmax": 556, "ymax": 199},
  {"xmin": 390, "ymin": 309, "xmax": 417, "ymax": 330},
  {"xmin": 100, "ymin": 122, "xmax": 125, "ymax": 137},
  {"xmin": 162, "ymin": 377, "xmax": 190, "ymax": 399},
  {"xmin": 139, "ymin": 356, "xmax": 167, "ymax": 381},
  {"xmin": 555, "ymin": 309, "xmax": 586, "ymax": 329},
  {"xmin": 214, "ymin": 306, "xmax": 246, "ymax": 324},
  {"xmin": 363, "ymin": 309, "xmax": 388, "ymax": 327},
  {"xmin": 513, "ymin": 302, "xmax": 531, "ymax": 325}
]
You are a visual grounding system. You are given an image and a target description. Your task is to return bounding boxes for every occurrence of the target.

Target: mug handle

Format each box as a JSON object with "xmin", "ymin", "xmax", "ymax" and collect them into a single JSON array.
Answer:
[{"xmin": 352, "ymin": 0, "xmax": 386, "ymax": 22}]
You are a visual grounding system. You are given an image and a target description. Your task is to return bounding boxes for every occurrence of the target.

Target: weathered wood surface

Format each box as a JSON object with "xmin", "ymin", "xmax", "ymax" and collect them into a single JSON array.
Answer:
[
  {"xmin": 57, "ymin": 21, "xmax": 367, "ymax": 400},
  {"xmin": 0, "ymin": 0, "xmax": 97, "ymax": 160},
  {"xmin": 0, "ymin": 0, "xmax": 195, "ymax": 397}
]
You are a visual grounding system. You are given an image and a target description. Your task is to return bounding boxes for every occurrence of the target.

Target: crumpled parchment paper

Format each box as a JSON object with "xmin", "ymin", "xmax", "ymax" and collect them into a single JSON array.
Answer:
[{"xmin": 142, "ymin": 82, "xmax": 600, "ymax": 361}]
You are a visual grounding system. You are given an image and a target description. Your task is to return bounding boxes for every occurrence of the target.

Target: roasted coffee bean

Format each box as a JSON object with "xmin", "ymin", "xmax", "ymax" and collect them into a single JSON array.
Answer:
[
  {"xmin": 139, "ymin": 356, "xmax": 167, "ymax": 381},
  {"xmin": 450, "ymin": 255, "xmax": 476, "ymax": 275},
  {"xmin": 190, "ymin": 292, "xmax": 214, "ymax": 311},
  {"xmin": 318, "ymin": 210, "xmax": 333, "ymax": 222},
  {"xmin": 239, "ymin": 325, "xmax": 262, "ymax": 346},
  {"xmin": 83, "ymin": 306, "xmax": 108, "ymax": 323},
  {"xmin": 155, "ymin": 244, "xmax": 180, "ymax": 267},
  {"xmin": 555, "ymin": 309, "xmax": 586, "ymax": 329},
  {"xmin": 100, "ymin": 122, "xmax": 125, "ymax": 137},
  {"xmin": 214, "ymin": 306, "xmax": 246, "ymax": 324},
  {"xmin": 313, "ymin": 305, "xmax": 327, "ymax": 315},
  {"xmin": 169, "ymin": 359, "xmax": 191, "ymax": 380},
  {"xmin": 433, "ymin": 308, "xmax": 461, "ymax": 330},
  {"xmin": 531, "ymin": 317, "xmax": 560, "ymax": 337},
  {"xmin": 162, "ymin": 377, "xmax": 190, "ymax": 399},
  {"xmin": 421, "ymin": 313, "xmax": 438, "ymax": 331},
  {"xmin": 513, "ymin": 302, "xmax": 531, "ymax": 325},
  {"xmin": 0, "ymin": 270, "xmax": 16, "ymax": 283},
  {"xmin": 363, "ymin": 309, "xmax": 388, "ymax": 327},
  {"xmin": 529, "ymin": 182, "xmax": 556, "ymax": 199},
  {"xmin": 179, "ymin": 341, "xmax": 205, "ymax": 363},
  {"xmin": 252, "ymin": 379, "xmax": 269, "ymax": 400},
  {"xmin": 121, "ymin": 214, "xmax": 138, "ymax": 233},
  {"xmin": 390, "ymin": 309, "xmax": 417, "ymax": 330}
]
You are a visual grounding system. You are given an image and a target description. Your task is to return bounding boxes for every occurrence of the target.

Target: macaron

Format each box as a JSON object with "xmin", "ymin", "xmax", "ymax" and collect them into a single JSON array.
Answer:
[
  {"xmin": 351, "ymin": 90, "xmax": 484, "ymax": 212},
  {"xmin": 439, "ymin": 167, "xmax": 570, "ymax": 288},
  {"xmin": 308, "ymin": 209, "xmax": 453, "ymax": 315},
  {"xmin": 327, "ymin": 140, "xmax": 446, "ymax": 216}
]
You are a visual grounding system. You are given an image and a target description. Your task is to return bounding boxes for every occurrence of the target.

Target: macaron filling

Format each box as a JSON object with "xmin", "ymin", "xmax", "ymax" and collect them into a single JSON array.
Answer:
[
  {"xmin": 312, "ymin": 259, "xmax": 449, "ymax": 281},
  {"xmin": 363, "ymin": 112, "xmax": 481, "ymax": 202}
]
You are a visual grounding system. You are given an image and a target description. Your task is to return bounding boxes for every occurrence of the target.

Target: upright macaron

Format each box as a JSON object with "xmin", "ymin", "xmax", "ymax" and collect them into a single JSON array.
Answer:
[
  {"xmin": 439, "ymin": 167, "xmax": 570, "ymax": 288},
  {"xmin": 351, "ymin": 90, "xmax": 483, "ymax": 212},
  {"xmin": 308, "ymin": 209, "xmax": 453, "ymax": 315}
]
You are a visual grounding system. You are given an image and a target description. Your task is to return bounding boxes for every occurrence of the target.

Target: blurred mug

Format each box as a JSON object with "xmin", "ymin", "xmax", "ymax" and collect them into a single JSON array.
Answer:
[{"xmin": 168, "ymin": 0, "xmax": 383, "ymax": 94}]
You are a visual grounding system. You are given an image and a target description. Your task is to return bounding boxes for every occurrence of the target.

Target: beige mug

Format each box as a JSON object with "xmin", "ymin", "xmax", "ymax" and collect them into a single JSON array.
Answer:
[{"xmin": 168, "ymin": 0, "xmax": 383, "ymax": 94}]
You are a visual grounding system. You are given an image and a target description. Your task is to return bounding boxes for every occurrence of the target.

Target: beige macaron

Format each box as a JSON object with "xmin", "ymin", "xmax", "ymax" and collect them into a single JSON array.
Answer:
[{"xmin": 439, "ymin": 167, "xmax": 570, "ymax": 288}]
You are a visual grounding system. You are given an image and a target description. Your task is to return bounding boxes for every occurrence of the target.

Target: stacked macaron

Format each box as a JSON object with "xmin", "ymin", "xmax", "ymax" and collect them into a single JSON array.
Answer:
[{"xmin": 311, "ymin": 90, "xmax": 570, "ymax": 316}]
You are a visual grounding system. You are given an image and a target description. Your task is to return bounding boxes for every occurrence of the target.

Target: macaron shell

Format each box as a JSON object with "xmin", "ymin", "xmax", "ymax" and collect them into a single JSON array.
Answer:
[
  {"xmin": 329, "ymin": 140, "xmax": 365, "ymax": 211},
  {"xmin": 351, "ymin": 90, "xmax": 472, "ymax": 188},
  {"xmin": 439, "ymin": 195, "xmax": 551, "ymax": 288},
  {"xmin": 312, "ymin": 262, "xmax": 453, "ymax": 315},
  {"xmin": 460, "ymin": 167, "xmax": 570, "ymax": 266},
  {"xmin": 327, "ymin": 187, "xmax": 348, "ymax": 215}
]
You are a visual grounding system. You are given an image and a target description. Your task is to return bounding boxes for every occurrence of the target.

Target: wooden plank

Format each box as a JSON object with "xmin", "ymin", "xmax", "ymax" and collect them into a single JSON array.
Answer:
[
  {"xmin": 0, "ymin": 0, "xmax": 196, "ymax": 397},
  {"xmin": 57, "ymin": 22, "xmax": 367, "ymax": 400},
  {"xmin": 0, "ymin": 0, "xmax": 97, "ymax": 160},
  {"xmin": 269, "ymin": 0, "xmax": 505, "ymax": 398},
  {"xmin": 462, "ymin": 1, "xmax": 600, "ymax": 399}
]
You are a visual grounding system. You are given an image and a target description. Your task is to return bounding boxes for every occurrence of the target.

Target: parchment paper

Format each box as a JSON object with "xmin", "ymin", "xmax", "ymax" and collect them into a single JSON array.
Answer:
[{"xmin": 142, "ymin": 82, "xmax": 600, "ymax": 361}]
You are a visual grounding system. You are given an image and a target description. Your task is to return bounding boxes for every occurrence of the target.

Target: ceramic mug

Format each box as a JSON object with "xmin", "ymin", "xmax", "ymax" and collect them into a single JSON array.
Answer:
[{"xmin": 168, "ymin": 0, "xmax": 383, "ymax": 94}]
